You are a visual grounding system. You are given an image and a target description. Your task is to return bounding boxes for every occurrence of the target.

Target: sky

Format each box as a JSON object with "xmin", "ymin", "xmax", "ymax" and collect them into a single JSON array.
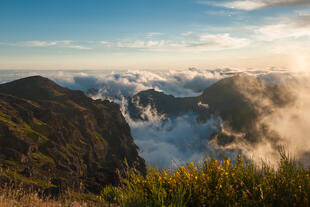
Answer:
[{"xmin": 1, "ymin": 0, "xmax": 310, "ymax": 70}]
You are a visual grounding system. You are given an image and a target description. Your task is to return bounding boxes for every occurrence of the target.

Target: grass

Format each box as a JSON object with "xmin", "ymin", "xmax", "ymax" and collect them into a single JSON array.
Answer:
[
  {"xmin": 0, "ymin": 150, "xmax": 309, "ymax": 206},
  {"xmin": 0, "ymin": 183, "xmax": 111, "ymax": 207},
  {"xmin": 30, "ymin": 120, "xmax": 50, "ymax": 138},
  {"xmin": 0, "ymin": 165, "xmax": 110, "ymax": 207}
]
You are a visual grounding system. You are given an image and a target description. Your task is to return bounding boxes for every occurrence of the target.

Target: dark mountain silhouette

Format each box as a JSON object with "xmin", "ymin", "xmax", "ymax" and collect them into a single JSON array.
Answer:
[{"xmin": 0, "ymin": 76, "xmax": 145, "ymax": 194}]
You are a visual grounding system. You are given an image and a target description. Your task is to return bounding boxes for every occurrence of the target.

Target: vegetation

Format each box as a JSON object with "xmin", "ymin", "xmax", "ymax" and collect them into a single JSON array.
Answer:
[
  {"xmin": 0, "ymin": 166, "xmax": 109, "ymax": 207},
  {"xmin": 0, "ymin": 151, "xmax": 309, "ymax": 206},
  {"xmin": 102, "ymin": 151, "xmax": 310, "ymax": 207},
  {"xmin": 0, "ymin": 184, "xmax": 110, "ymax": 207}
]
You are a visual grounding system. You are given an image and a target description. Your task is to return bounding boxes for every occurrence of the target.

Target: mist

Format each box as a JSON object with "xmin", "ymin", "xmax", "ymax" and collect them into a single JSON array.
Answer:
[{"xmin": 210, "ymin": 73, "xmax": 310, "ymax": 167}]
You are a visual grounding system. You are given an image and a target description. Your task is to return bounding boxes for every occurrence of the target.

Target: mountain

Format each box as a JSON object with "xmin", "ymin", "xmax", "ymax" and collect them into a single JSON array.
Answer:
[
  {"xmin": 128, "ymin": 89, "xmax": 200, "ymax": 120},
  {"xmin": 0, "ymin": 76, "xmax": 145, "ymax": 194},
  {"xmin": 128, "ymin": 75, "xmax": 293, "ymax": 145}
]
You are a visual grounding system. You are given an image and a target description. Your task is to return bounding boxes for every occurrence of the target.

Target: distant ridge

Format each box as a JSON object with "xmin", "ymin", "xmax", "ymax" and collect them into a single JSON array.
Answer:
[{"xmin": 128, "ymin": 75, "xmax": 293, "ymax": 145}]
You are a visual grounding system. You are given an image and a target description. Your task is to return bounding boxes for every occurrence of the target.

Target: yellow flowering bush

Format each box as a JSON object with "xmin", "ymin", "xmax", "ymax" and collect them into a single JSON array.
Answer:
[{"xmin": 102, "ymin": 152, "xmax": 310, "ymax": 207}]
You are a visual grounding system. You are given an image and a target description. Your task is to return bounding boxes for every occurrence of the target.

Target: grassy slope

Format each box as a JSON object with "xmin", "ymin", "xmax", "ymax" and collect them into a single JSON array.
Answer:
[
  {"xmin": 0, "ymin": 76, "xmax": 146, "ymax": 193},
  {"xmin": 0, "ymin": 180, "xmax": 110, "ymax": 207}
]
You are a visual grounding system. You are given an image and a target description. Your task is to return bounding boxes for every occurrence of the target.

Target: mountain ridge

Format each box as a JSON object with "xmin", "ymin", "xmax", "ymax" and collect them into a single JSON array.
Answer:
[
  {"xmin": 128, "ymin": 75, "xmax": 293, "ymax": 145},
  {"xmin": 0, "ymin": 76, "xmax": 145, "ymax": 194}
]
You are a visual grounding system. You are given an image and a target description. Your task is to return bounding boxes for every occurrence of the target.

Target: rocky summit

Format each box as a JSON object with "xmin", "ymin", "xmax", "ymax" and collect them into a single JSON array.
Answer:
[{"xmin": 0, "ymin": 76, "xmax": 145, "ymax": 194}]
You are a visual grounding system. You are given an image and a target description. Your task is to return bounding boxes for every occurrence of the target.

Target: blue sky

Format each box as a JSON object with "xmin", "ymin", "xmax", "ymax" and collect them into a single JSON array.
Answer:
[{"xmin": 1, "ymin": 0, "xmax": 310, "ymax": 70}]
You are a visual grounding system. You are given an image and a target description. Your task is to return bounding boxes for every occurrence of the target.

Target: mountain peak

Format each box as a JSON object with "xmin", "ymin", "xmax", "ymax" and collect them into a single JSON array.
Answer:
[
  {"xmin": 0, "ymin": 76, "xmax": 68, "ymax": 100},
  {"xmin": 4, "ymin": 75, "xmax": 57, "ymax": 86}
]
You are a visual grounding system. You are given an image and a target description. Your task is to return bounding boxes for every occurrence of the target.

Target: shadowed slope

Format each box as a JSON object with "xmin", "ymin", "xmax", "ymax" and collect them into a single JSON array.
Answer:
[{"xmin": 0, "ymin": 76, "xmax": 145, "ymax": 194}]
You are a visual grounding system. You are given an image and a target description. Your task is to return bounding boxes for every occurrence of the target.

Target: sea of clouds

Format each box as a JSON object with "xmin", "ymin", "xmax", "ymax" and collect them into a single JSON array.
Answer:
[{"xmin": 0, "ymin": 68, "xmax": 306, "ymax": 168}]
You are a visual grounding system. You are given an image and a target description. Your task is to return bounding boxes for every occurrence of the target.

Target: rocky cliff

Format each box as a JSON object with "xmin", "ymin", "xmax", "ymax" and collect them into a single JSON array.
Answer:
[{"xmin": 0, "ymin": 76, "xmax": 145, "ymax": 193}]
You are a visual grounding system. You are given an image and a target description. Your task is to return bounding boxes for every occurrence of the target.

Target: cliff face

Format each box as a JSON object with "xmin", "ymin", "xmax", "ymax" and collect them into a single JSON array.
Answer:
[{"xmin": 0, "ymin": 76, "xmax": 145, "ymax": 193}]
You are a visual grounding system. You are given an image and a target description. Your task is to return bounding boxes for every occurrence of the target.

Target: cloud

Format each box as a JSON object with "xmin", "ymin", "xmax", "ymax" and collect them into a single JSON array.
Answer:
[
  {"xmin": 100, "ymin": 41, "xmax": 114, "ymax": 47},
  {"xmin": 132, "ymin": 115, "xmax": 221, "ymax": 168},
  {"xmin": 146, "ymin": 32, "xmax": 163, "ymax": 38},
  {"xmin": 115, "ymin": 40, "xmax": 167, "ymax": 49},
  {"xmin": 215, "ymin": 1, "xmax": 265, "ymax": 11},
  {"xmin": 201, "ymin": 0, "xmax": 310, "ymax": 11},
  {"xmin": 64, "ymin": 45, "xmax": 92, "ymax": 50},
  {"xmin": 69, "ymin": 69, "xmax": 231, "ymax": 98},
  {"xmin": 0, "ymin": 68, "xmax": 293, "ymax": 98},
  {"xmin": 20, "ymin": 41, "xmax": 58, "ymax": 47},
  {"xmin": 120, "ymin": 99, "xmax": 222, "ymax": 168},
  {"xmin": 205, "ymin": 10, "xmax": 242, "ymax": 16},
  {"xmin": 255, "ymin": 14, "xmax": 310, "ymax": 41},
  {"xmin": 186, "ymin": 33, "xmax": 249, "ymax": 50},
  {"xmin": 5, "ymin": 40, "xmax": 91, "ymax": 50},
  {"xmin": 100, "ymin": 40, "xmax": 167, "ymax": 49},
  {"xmin": 100, "ymin": 33, "xmax": 249, "ymax": 51},
  {"xmin": 100, "ymin": 11, "xmax": 307, "ymax": 56},
  {"xmin": 210, "ymin": 72, "xmax": 310, "ymax": 167}
]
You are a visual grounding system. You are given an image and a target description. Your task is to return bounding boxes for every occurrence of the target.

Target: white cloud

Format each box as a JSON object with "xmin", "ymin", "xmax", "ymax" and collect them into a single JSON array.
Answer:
[
  {"xmin": 205, "ymin": 10, "xmax": 242, "ymax": 16},
  {"xmin": 100, "ymin": 33, "xmax": 249, "ymax": 51},
  {"xmin": 190, "ymin": 33, "xmax": 249, "ymax": 50},
  {"xmin": 255, "ymin": 14, "xmax": 310, "ymax": 41},
  {"xmin": 146, "ymin": 32, "xmax": 163, "ymax": 38},
  {"xmin": 201, "ymin": 0, "xmax": 310, "ymax": 11},
  {"xmin": 295, "ymin": 8, "xmax": 310, "ymax": 16},
  {"xmin": 115, "ymin": 40, "xmax": 166, "ymax": 49},
  {"xmin": 64, "ymin": 45, "xmax": 92, "ymax": 50},
  {"xmin": 221, "ymin": 1, "xmax": 265, "ymax": 10},
  {"xmin": 19, "ymin": 41, "xmax": 58, "ymax": 47},
  {"xmin": 100, "ymin": 41, "xmax": 113, "ymax": 47},
  {"xmin": 7, "ymin": 40, "xmax": 91, "ymax": 50}
]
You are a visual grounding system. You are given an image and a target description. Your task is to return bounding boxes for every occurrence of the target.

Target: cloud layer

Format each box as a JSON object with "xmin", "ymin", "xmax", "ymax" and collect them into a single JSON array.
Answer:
[
  {"xmin": 1, "ymin": 40, "xmax": 91, "ymax": 50},
  {"xmin": 100, "ymin": 33, "xmax": 249, "ymax": 51},
  {"xmin": 0, "ymin": 68, "xmax": 301, "ymax": 167}
]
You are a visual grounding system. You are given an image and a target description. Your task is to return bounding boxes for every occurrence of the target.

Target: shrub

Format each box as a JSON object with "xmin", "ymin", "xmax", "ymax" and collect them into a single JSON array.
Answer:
[
  {"xmin": 105, "ymin": 153, "xmax": 310, "ymax": 207},
  {"xmin": 101, "ymin": 185, "xmax": 122, "ymax": 203}
]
